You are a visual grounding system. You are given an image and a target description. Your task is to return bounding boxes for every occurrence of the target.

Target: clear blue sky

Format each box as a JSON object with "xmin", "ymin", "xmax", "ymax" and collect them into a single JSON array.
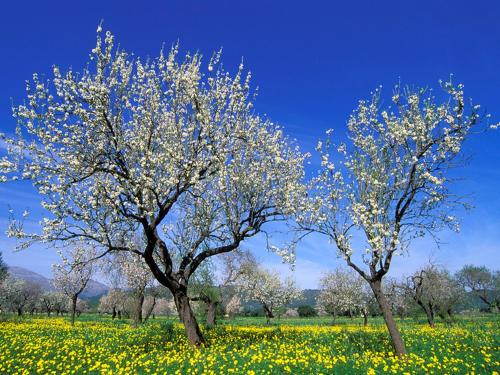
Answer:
[{"xmin": 0, "ymin": 0, "xmax": 499, "ymax": 287}]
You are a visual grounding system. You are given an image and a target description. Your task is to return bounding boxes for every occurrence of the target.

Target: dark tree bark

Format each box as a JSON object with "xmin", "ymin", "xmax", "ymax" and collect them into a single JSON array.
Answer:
[
  {"xmin": 143, "ymin": 295, "xmax": 157, "ymax": 323},
  {"xmin": 370, "ymin": 279, "xmax": 407, "ymax": 356},
  {"xmin": 17, "ymin": 308, "xmax": 22, "ymax": 316},
  {"xmin": 70, "ymin": 295, "xmax": 78, "ymax": 326},
  {"xmin": 174, "ymin": 290, "xmax": 204, "ymax": 347},
  {"xmin": 112, "ymin": 306, "xmax": 117, "ymax": 320},
  {"xmin": 263, "ymin": 304, "xmax": 274, "ymax": 324},
  {"xmin": 416, "ymin": 299, "xmax": 435, "ymax": 328}
]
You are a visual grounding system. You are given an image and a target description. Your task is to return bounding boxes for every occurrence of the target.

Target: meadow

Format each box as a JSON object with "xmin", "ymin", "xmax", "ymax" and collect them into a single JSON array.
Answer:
[{"xmin": 0, "ymin": 314, "xmax": 498, "ymax": 374}]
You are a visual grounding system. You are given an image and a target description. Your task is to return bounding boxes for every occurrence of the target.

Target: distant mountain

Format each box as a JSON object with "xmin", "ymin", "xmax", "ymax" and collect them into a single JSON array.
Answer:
[
  {"xmin": 7, "ymin": 266, "xmax": 55, "ymax": 291},
  {"xmin": 82, "ymin": 279, "xmax": 109, "ymax": 299},
  {"xmin": 7, "ymin": 265, "xmax": 109, "ymax": 299}
]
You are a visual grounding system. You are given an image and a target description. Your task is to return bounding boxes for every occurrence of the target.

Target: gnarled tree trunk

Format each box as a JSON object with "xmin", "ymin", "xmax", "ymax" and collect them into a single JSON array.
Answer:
[
  {"xmin": 174, "ymin": 291, "xmax": 204, "ymax": 347},
  {"xmin": 370, "ymin": 279, "xmax": 407, "ymax": 356}
]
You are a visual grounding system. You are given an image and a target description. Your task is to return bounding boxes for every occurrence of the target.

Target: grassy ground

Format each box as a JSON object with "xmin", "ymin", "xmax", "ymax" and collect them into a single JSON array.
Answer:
[{"xmin": 0, "ymin": 313, "xmax": 498, "ymax": 374}]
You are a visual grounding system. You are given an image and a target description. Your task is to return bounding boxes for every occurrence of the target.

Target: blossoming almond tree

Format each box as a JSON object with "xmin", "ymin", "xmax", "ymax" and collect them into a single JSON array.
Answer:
[
  {"xmin": 302, "ymin": 80, "xmax": 494, "ymax": 356},
  {"xmin": 1, "ymin": 27, "xmax": 307, "ymax": 345},
  {"xmin": 98, "ymin": 289, "xmax": 128, "ymax": 319},
  {"xmin": 238, "ymin": 265, "xmax": 302, "ymax": 323},
  {"xmin": 316, "ymin": 267, "xmax": 370, "ymax": 323},
  {"xmin": 53, "ymin": 245, "xmax": 96, "ymax": 326},
  {"xmin": 406, "ymin": 265, "xmax": 464, "ymax": 326}
]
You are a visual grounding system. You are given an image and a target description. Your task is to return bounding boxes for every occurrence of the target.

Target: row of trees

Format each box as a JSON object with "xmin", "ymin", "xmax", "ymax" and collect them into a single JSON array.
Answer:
[
  {"xmin": 0, "ymin": 26, "xmax": 497, "ymax": 354},
  {"xmin": 0, "ymin": 278, "xmax": 88, "ymax": 317},
  {"xmin": 316, "ymin": 264, "xmax": 499, "ymax": 328}
]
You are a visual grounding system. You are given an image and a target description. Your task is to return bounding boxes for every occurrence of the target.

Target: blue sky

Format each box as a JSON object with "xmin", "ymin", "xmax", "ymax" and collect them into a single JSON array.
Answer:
[{"xmin": 0, "ymin": 0, "xmax": 499, "ymax": 288}]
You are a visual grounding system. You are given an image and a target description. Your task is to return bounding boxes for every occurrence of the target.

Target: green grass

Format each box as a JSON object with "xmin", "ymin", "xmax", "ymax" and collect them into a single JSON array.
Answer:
[{"xmin": 0, "ymin": 313, "xmax": 498, "ymax": 374}]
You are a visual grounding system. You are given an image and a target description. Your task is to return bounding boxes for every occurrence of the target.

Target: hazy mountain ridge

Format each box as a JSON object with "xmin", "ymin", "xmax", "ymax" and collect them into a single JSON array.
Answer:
[{"xmin": 7, "ymin": 265, "xmax": 109, "ymax": 299}]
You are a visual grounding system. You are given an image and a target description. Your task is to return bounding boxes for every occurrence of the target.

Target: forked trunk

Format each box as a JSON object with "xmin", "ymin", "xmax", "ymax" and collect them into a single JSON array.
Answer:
[
  {"xmin": 144, "ymin": 295, "xmax": 157, "ymax": 323},
  {"xmin": 263, "ymin": 304, "xmax": 274, "ymax": 324},
  {"xmin": 206, "ymin": 302, "xmax": 217, "ymax": 327},
  {"xmin": 370, "ymin": 279, "xmax": 407, "ymax": 357},
  {"xmin": 70, "ymin": 295, "xmax": 77, "ymax": 326},
  {"xmin": 174, "ymin": 291, "xmax": 204, "ymax": 347}
]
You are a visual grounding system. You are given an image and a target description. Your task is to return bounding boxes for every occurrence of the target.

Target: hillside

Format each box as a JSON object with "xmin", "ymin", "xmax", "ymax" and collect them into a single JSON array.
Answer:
[{"xmin": 7, "ymin": 265, "xmax": 109, "ymax": 299}]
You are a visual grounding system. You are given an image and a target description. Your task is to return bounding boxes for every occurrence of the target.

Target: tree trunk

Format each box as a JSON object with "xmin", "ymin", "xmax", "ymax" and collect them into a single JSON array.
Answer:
[
  {"xmin": 206, "ymin": 302, "xmax": 217, "ymax": 327},
  {"xmin": 416, "ymin": 300, "xmax": 435, "ymax": 328},
  {"xmin": 370, "ymin": 279, "xmax": 407, "ymax": 356},
  {"xmin": 362, "ymin": 309, "xmax": 368, "ymax": 326},
  {"xmin": 17, "ymin": 308, "xmax": 22, "ymax": 316},
  {"xmin": 70, "ymin": 295, "xmax": 77, "ymax": 326},
  {"xmin": 144, "ymin": 295, "xmax": 157, "ymax": 323},
  {"xmin": 263, "ymin": 305, "xmax": 274, "ymax": 324},
  {"xmin": 118, "ymin": 310, "xmax": 122, "ymax": 319},
  {"xmin": 133, "ymin": 292, "xmax": 145, "ymax": 326},
  {"xmin": 447, "ymin": 307, "xmax": 453, "ymax": 319},
  {"xmin": 112, "ymin": 306, "xmax": 117, "ymax": 320},
  {"xmin": 174, "ymin": 291, "xmax": 204, "ymax": 347}
]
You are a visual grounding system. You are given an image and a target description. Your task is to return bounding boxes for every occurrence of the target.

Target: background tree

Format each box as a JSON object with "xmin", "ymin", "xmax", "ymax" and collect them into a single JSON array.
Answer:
[
  {"xmin": 0, "ymin": 277, "xmax": 41, "ymax": 316},
  {"xmin": 316, "ymin": 268, "xmax": 367, "ymax": 323},
  {"xmin": 75, "ymin": 299, "xmax": 89, "ymax": 316},
  {"xmin": 224, "ymin": 295, "xmax": 243, "ymax": 318},
  {"xmin": 2, "ymin": 27, "xmax": 307, "ymax": 346},
  {"xmin": 143, "ymin": 286, "xmax": 165, "ymax": 322},
  {"xmin": 39, "ymin": 291, "xmax": 69, "ymax": 316},
  {"xmin": 297, "ymin": 305, "xmax": 317, "ymax": 317},
  {"xmin": 98, "ymin": 289, "xmax": 127, "ymax": 319},
  {"xmin": 217, "ymin": 250, "xmax": 257, "ymax": 316},
  {"xmin": 385, "ymin": 278, "xmax": 411, "ymax": 321},
  {"xmin": 238, "ymin": 265, "xmax": 302, "ymax": 323},
  {"xmin": 456, "ymin": 265, "xmax": 499, "ymax": 311},
  {"xmin": 189, "ymin": 263, "xmax": 221, "ymax": 327},
  {"xmin": 53, "ymin": 246, "xmax": 96, "ymax": 326},
  {"xmin": 108, "ymin": 249, "xmax": 156, "ymax": 326},
  {"xmin": 302, "ymin": 80, "xmax": 493, "ymax": 355},
  {"xmin": 406, "ymin": 265, "xmax": 464, "ymax": 327}
]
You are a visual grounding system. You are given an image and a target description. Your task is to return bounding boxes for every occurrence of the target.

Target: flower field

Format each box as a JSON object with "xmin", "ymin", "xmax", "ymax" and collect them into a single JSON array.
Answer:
[{"xmin": 0, "ymin": 316, "xmax": 498, "ymax": 374}]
